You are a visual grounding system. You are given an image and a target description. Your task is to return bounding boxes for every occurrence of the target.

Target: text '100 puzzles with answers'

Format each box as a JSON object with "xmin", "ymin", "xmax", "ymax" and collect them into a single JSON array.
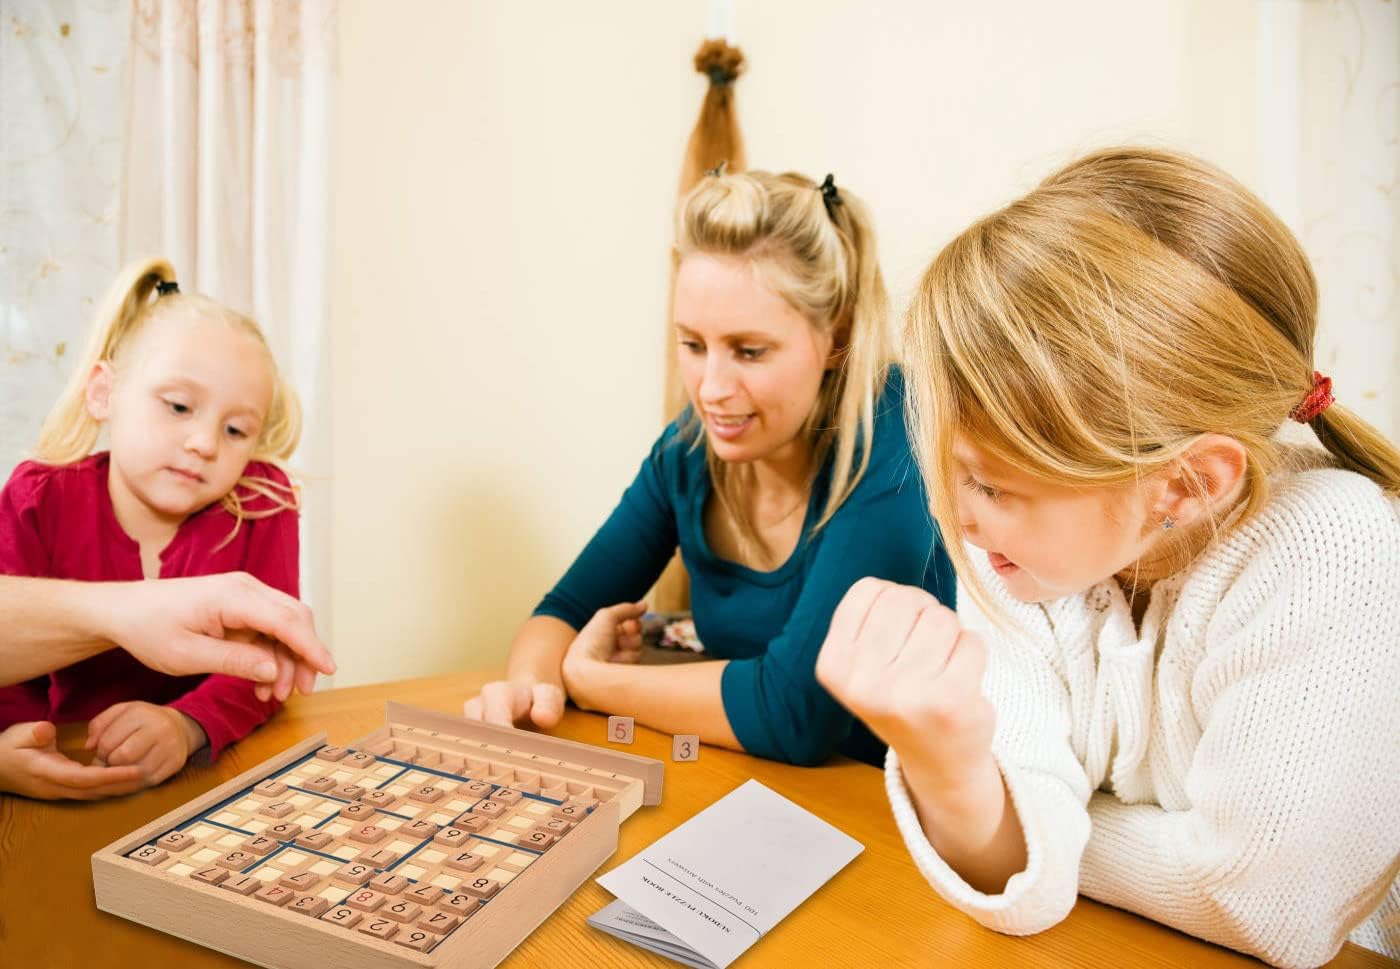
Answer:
[{"xmin": 92, "ymin": 702, "xmax": 665, "ymax": 969}]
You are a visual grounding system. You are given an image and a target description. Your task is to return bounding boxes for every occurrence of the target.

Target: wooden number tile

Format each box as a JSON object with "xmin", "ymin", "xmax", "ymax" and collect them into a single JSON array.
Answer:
[
  {"xmin": 127, "ymin": 845, "xmax": 168, "ymax": 866},
  {"xmin": 521, "ymin": 830, "xmax": 557, "ymax": 850},
  {"xmin": 215, "ymin": 850, "xmax": 255, "ymax": 870},
  {"xmin": 155, "ymin": 830, "xmax": 195, "ymax": 852},
  {"xmin": 304, "ymin": 775, "xmax": 337, "ymax": 793},
  {"xmin": 314, "ymin": 745, "xmax": 349, "ymax": 762},
  {"xmin": 332, "ymin": 862, "xmax": 374, "ymax": 885},
  {"xmin": 538, "ymin": 817, "xmax": 574, "ymax": 835},
  {"xmin": 254, "ymin": 884, "xmax": 295, "ymax": 907},
  {"xmin": 381, "ymin": 900, "xmax": 422, "ymax": 923},
  {"xmin": 417, "ymin": 910, "xmax": 462, "ymax": 934},
  {"xmin": 240, "ymin": 835, "xmax": 279, "ymax": 857},
  {"xmin": 408, "ymin": 785, "xmax": 443, "ymax": 804},
  {"xmin": 369, "ymin": 872, "xmax": 410, "ymax": 895},
  {"xmin": 492, "ymin": 788, "xmax": 523, "ymax": 806},
  {"xmin": 346, "ymin": 888, "xmax": 388, "ymax": 912},
  {"xmin": 405, "ymin": 885, "xmax": 443, "ymax": 906},
  {"xmin": 339, "ymin": 802, "xmax": 375, "ymax": 821},
  {"xmin": 402, "ymin": 819, "xmax": 440, "ymax": 840},
  {"xmin": 259, "ymin": 800, "xmax": 296, "ymax": 819},
  {"xmin": 348, "ymin": 823, "xmax": 386, "ymax": 845},
  {"xmin": 471, "ymin": 800, "xmax": 505, "ymax": 819},
  {"xmin": 673, "ymin": 734, "xmax": 700, "ymax": 761},
  {"xmin": 320, "ymin": 906, "xmax": 362, "ymax": 928},
  {"xmin": 253, "ymin": 779, "xmax": 288, "ymax": 797},
  {"xmin": 454, "ymin": 815, "xmax": 487, "ymax": 833},
  {"xmin": 441, "ymin": 893, "xmax": 482, "ymax": 917},
  {"xmin": 333, "ymin": 784, "xmax": 366, "ymax": 800},
  {"xmin": 345, "ymin": 751, "xmax": 377, "ymax": 769},
  {"xmin": 356, "ymin": 847, "xmax": 400, "ymax": 867},
  {"xmin": 433, "ymin": 827, "xmax": 470, "ymax": 849},
  {"xmin": 444, "ymin": 851, "xmax": 483, "ymax": 873},
  {"xmin": 266, "ymin": 821, "xmax": 303, "ymax": 841},
  {"xmin": 608, "ymin": 715, "xmax": 635, "ymax": 744},
  {"xmin": 220, "ymin": 874, "xmax": 261, "ymax": 896},
  {"xmin": 459, "ymin": 876, "xmax": 501, "ymax": 899},
  {"xmin": 190, "ymin": 866, "xmax": 229, "ymax": 886},
  {"xmin": 289, "ymin": 894, "xmax": 330, "ymax": 917},
  {"xmin": 295, "ymin": 830, "xmax": 334, "ymax": 850},
  {"xmin": 279, "ymin": 870, "xmax": 321, "ymax": 891},
  {"xmin": 394, "ymin": 929, "xmax": 437, "ymax": 952},
  {"xmin": 357, "ymin": 917, "xmax": 399, "ymax": 941},
  {"xmin": 461, "ymin": 780, "xmax": 492, "ymax": 798},
  {"xmin": 550, "ymin": 802, "xmax": 587, "ymax": 822},
  {"xmin": 359, "ymin": 789, "xmax": 396, "ymax": 809}
]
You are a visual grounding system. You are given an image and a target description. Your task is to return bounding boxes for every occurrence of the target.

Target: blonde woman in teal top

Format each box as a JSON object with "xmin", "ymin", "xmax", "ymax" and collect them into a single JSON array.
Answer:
[{"xmin": 464, "ymin": 170, "xmax": 954, "ymax": 766}]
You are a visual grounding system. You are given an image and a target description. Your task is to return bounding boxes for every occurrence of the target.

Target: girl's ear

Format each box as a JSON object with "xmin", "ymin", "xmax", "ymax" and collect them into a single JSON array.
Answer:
[
  {"xmin": 84, "ymin": 362, "xmax": 115, "ymax": 421},
  {"xmin": 1157, "ymin": 433, "xmax": 1248, "ymax": 527}
]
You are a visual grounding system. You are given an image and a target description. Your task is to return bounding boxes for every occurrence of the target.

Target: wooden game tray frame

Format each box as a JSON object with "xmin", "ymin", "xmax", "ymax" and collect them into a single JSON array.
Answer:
[{"xmin": 92, "ymin": 704, "xmax": 665, "ymax": 969}]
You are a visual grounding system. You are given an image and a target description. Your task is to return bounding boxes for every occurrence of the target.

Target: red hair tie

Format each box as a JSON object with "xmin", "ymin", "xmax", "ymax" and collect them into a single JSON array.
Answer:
[{"xmin": 1289, "ymin": 371, "xmax": 1334, "ymax": 423}]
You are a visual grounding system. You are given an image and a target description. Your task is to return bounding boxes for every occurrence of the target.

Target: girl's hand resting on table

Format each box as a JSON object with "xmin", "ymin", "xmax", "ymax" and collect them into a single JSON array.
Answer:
[
  {"xmin": 84, "ymin": 701, "xmax": 206, "ymax": 789},
  {"xmin": 0, "ymin": 720, "xmax": 145, "ymax": 800}
]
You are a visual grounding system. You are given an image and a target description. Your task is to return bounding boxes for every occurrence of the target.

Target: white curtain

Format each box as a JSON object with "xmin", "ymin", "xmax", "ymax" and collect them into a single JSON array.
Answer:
[
  {"xmin": 121, "ymin": 0, "xmax": 337, "ymax": 652},
  {"xmin": 0, "ymin": 0, "xmax": 129, "ymax": 482},
  {"xmin": 1256, "ymin": 0, "xmax": 1399, "ymax": 444}
]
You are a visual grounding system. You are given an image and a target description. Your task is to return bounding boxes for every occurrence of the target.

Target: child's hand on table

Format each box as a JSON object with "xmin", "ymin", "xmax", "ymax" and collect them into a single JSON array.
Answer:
[
  {"xmin": 84, "ymin": 701, "xmax": 207, "ymax": 789},
  {"xmin": 0, "ymin": 720, "xmax": 145, "ymax": 799}
]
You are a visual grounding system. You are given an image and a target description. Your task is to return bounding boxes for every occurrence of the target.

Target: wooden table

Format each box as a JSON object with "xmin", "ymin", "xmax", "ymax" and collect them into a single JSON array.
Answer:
[{"xmin": 1, "ymin": 670, "xmax": 1392, "ymax": 969}]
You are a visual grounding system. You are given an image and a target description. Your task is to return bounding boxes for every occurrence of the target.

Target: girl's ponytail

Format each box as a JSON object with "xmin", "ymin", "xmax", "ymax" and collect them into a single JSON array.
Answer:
[{"xmin": 35, "ymin": 257, "xmax": 175, "ymax": 464}]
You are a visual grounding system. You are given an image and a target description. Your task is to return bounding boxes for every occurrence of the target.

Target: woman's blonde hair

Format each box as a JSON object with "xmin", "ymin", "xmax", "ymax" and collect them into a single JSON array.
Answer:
[
  {"xmin": 35, "ymin": 257, "xmax": 302, "ymax": 527},
  {"xmin": 675, "ymin": 169, "xmax": 897, "ymax": 560},
  {"xmin": 905, "ymin": 147, "xmax": 1400, "ymax": 611}
]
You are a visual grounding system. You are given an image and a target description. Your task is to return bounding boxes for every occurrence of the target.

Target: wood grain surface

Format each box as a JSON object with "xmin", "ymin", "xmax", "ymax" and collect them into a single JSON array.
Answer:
[{"xmin": 1, "ymin": 669, "xmax": 1392, "ymax": 969}]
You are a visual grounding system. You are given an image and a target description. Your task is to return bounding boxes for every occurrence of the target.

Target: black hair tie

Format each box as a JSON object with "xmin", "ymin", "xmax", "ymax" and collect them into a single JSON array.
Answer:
[
  {"xmin": 156, "ymin": 280, "xmax": 180, "ymax": 296},
  {"xmin": 819, "ymin": 173, "xmax": 842, "ymax": 221}
]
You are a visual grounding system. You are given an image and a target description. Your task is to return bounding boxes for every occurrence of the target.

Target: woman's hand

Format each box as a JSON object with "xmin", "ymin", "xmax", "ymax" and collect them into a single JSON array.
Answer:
[
  {"xmin": 560, "ymin": 601, "xmax": 648, "ymax": 711},
  {"xmin": 84, "ymin": 701, "xmax": 205, "ymax": 788},
  {"xmin": 463, "ymin": 679, "xmax": 567, "ymax": 729},
  {"xmin": 816, "ymin": 577, "xmax": 995, "ymax": 786},
  {"xmin": 97, "ymin": 573, "xmax": 333, "ymax": 701},
  {"xmin": 0, "ymin": 720, "xmax": 145, "ymax": 800}
]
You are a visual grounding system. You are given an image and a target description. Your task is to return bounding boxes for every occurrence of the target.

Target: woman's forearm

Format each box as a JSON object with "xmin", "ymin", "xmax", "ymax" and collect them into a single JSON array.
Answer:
[
  {"xmin": 0, "ymin": 577, "xmax": 116, "ymax": 685},
  {"xmin": 504, "ymin": 615, "xmax": 578, "ymax": 686},
  {"xmin": 567, "ymin": 659, "xmax": 741, "ymax": 749},
  {"xmin": 900, "ymin": 750, "xmax": 1028, "ymax": 894}
]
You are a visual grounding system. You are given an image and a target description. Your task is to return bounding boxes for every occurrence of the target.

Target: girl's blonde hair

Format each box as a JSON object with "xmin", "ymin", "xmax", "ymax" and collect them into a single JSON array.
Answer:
[
  {"xmin": 905, "ymin": 147, "xmax": 1400, "ymax": 611},
  {"xmin": 35, "ymin": 257, "xmax": 302, "ymax": 525},
  {"xmin": 675, "ymin": 169, "xmax": 897, "ymax": 560}
]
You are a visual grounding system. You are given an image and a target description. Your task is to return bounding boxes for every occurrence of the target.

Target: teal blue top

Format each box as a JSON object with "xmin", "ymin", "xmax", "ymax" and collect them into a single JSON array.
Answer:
[{"xmin": 534, "ymin": 368, "xmax": 956, "ymax": 766}]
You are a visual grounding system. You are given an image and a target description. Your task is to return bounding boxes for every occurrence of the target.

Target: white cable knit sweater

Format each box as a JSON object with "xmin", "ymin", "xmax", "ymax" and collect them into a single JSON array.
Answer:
[{"xmin": 885, "ymin": 461, "xmax": 1400, "ymax": 968}]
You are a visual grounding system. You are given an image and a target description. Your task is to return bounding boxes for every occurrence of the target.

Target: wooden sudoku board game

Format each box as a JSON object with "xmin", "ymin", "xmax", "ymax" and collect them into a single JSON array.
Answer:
[{"xmin": 92, "ymin": 702, "xmax": 665, "ymax": 969}]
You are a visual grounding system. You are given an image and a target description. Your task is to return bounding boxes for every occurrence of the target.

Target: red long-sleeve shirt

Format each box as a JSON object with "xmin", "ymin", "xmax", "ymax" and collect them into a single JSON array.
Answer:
[{"xmin": 0, "ymin": 452, "xmax": 298, "ymax": 758}]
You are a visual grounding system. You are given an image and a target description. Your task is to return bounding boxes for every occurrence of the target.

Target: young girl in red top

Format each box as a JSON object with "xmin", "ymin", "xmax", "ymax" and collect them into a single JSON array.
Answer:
[{"xmin": 0, "ymin": 257, "xmax": 302, "ymax": 799}]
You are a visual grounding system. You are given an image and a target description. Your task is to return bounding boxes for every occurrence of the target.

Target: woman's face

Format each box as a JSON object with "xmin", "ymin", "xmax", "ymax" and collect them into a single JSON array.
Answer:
[{"xmin": 672, "ymin": 252, "xmax": 833, "ymax": 469}]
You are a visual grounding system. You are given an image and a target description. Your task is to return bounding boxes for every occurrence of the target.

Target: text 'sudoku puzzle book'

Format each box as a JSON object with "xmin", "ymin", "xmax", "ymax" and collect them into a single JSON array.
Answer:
[{"xmin": 92, "ymin": 702, "xmax": 664, "ymax": 969}]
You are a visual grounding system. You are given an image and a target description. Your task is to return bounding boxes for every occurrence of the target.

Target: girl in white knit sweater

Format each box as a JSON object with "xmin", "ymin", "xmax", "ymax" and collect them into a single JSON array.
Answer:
[{"xmin": 815, "ymin": 148, "xmax": 1400, "ymax": 968}]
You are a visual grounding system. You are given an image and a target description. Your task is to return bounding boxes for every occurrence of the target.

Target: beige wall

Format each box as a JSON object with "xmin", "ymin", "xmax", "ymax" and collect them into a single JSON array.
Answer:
[{"xmin": 331, "ymin": 0, "xmax": 1262, "ymax": 686}]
